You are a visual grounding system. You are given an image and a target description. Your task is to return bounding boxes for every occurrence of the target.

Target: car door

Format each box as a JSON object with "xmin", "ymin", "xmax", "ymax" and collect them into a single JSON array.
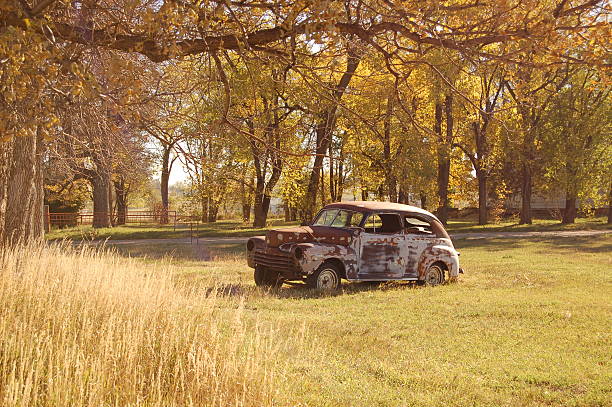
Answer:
[
  {"xmin": 357, "ymin": 213, "xmax": 405, "ymax": 280},
  {"xmin": 400, "ymin": 215, "xmax": 436, "ymax": 278}
]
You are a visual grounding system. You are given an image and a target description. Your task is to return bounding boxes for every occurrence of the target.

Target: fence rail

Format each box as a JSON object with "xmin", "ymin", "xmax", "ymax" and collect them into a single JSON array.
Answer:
[{"xmin": 48, "ymin": 211, "xmax": 178, "ymax": 228}]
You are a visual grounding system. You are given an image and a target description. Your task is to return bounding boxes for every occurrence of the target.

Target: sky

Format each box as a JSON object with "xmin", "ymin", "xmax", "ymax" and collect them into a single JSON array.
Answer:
[{"xmin": 167, "ymin": 160, "xmax": 190, "ymax": 185}]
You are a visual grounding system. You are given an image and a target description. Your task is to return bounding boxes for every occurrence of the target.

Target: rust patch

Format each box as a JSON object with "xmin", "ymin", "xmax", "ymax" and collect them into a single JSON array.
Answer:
[{"xmin": 265, "ymin": 226, "xmax": 354, "ymax": 247}]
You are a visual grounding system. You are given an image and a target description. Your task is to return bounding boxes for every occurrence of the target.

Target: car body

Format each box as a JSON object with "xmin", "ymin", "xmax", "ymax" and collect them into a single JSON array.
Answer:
[{"xmin": 246, "ymin": 201, "xmax": 463, "ymax": 289}]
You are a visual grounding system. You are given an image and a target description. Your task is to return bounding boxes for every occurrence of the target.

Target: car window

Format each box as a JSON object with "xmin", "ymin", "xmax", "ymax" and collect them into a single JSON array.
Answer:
[
  {"xmin": 348, "ymin": 212, "xmax": 364, "ymax": 227},
  {"xmin": 313, "ymin": 209, "xmax": 363, "ymax": 228},
  {"xmin": 313, "ymin": 209, "xmax": 339, "ymax": 226},
  {"xmin": 331, "ymin": 210, "xmax": 350, "ymax": 227},
  {"xmin": 404, "ymin": 216, "xmax": 433, "ymax": 235},
  {"xmin": 365, "ymin": 214, "xmax": 384, "ymax": 231},
  {"xmin": 364, "ymin": 213, "xmax": 403, "ymax": 234}
]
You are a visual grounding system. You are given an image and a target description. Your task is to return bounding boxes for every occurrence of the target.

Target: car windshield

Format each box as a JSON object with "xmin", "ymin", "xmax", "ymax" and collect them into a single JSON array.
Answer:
[{"xmin": 312, "ymin": 209, "xmax": 364, "ymax": 228}]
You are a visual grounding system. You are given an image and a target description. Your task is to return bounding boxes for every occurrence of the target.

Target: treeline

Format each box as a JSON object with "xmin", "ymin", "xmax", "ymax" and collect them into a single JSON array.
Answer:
[{"xmin": 0, "ymin": 0, "xmax": 610, "ymax": 243}]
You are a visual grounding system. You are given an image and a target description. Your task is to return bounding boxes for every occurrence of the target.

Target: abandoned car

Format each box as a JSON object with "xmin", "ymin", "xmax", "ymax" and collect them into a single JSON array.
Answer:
[{"xmin": 246, "ymin": 201, "xmax": 463, "ymax": 290}]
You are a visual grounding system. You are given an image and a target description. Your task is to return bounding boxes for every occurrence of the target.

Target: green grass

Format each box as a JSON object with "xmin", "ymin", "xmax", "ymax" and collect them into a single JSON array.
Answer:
[
  {"xmin": 446, "ymin": 216, "xmax": 610, "ymax": 234},
  {"xmin": 99, "ymin": 234, "xmax": 612, "ymax": 406},
  {"xmin": 46, "ymin": 219, "xmax": 300, "ymax": 241},
  {"xmin": 47, "ymin": 217, "xmax": 610, "ymax": 242}
]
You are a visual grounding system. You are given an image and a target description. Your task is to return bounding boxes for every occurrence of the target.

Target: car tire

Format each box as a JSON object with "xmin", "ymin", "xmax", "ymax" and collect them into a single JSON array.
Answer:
[
  {"xmin": 307, "ymin": 262, "xmax": 342, "ymax": 290},
  {"xmin": 420, "ymin": 263, "xmax": 446, "ymax": 286},
  {"xmin": 254, "ymin": 266, "xmax": 283, "ymax": 288}
]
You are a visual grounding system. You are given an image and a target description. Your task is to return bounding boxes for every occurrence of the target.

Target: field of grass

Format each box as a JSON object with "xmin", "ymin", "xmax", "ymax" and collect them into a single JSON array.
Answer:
[
  {"xmin": 46, "ymin": 216, "xmax": 610, "ymax": 242},
  {"xmin": 3, "ymin": 234, "xmax": 610, "ymax": 406}
]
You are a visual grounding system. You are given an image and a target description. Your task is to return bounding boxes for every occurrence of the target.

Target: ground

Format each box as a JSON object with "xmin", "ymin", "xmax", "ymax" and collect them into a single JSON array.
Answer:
[{"xmin": 95, "ymin": 232, "xmax": 611, "ymax": 406}]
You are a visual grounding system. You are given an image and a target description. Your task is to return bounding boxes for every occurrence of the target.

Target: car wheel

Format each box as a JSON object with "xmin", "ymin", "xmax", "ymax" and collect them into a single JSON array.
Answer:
[
  {"xmin": 422, "ymin": 263, "xmax": 446, "ymax": 286},
  {"xmin": 308, "ymin": 262, "xmax": 342, "ymax": 290},
  {"xmin": 254, "ymin": 266, "xmax": 283, "ymax": 288}
]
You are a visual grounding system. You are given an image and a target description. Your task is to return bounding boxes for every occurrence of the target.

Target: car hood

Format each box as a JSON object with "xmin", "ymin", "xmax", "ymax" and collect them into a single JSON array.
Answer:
[{"xmin": 265, "ymin": 226, "xmax": 355, "ymax": 247}]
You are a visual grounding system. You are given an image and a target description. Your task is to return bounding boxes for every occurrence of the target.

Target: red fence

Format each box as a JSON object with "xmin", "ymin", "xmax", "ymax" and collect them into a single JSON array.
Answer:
[{"xmin": 48, "ymin": 211, "xmax": 178, "ymax": 228}]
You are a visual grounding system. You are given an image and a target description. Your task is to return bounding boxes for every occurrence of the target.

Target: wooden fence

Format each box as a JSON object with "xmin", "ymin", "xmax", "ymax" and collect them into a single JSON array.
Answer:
[{"xmin": 48, "ymin": 211, "xmax": 178, "ymax": 228}]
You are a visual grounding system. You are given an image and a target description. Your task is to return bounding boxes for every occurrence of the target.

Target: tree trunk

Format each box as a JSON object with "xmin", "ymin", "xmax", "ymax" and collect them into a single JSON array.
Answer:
[
  {"xmin": 2, "ymin": 133, "xmax": 45, "ymax": 244},
  {"xmin": 398, "ymin": 186, "xmax": 407, "ymax": 204},
  {"xmin": 562, "ymin": 194, "xmax": 577, "ymax": 224},
  {"xmin": 607, "ymin": 181, "xmax": 612, "ymax": 225},
  {"xmin": 420, "ymin": 192, "xmax": 427, "ymax": 210},
  {"xmin": 208, "ymin": 200, "xmax": 219, "ymax": 223},
  {"xmin": 0, "ymin": 140, "xmax": 9, "ymax": 240},
  {"xmin": 329, "ymin": 142, "xmax": 335, "ymax": 201},
  {"xmin": 252, "ymin": 178, "xmax": 266, "ymax": 228},
  {"xmin": 519, "ymin": 164, "xmax": 532, "ymax": 224},
  {"xmin": 160, "ymin": 144, "xmax": 172, "ymax": 224},
  {"xmin": 114, "ymin": 178, "xmax": 128, "ymax": 225},
  {"xmin": 108, "ymin": 178, "xmax": 115, "ymax": 226},
  {"xmin": 201, "ymin": 196, "xmax": 209, "ymax": 223},
  {"xmin": 477, "ymin": 169, "xmax": 488, "ymax": 225},
  {"xmin": 253, "ymin": 194, "xmax": 271, "ymax": 228},
  {"xmin": 249, "ymin": 119, "xmax": 283, "ymax": 228},
  {"xmin": 91, "ymin": 171, "xmax": 111, "ymax": 228},
  {"xmin": 242, "ymin": 203, "xmax": 251, "ymax": 222},
  {"xmin": 303, "ymin": 52, "xmax": 360, "ymax": 220},
  {"xmin": 238, "ymin": 172, "xmax": 252, "ymax": 223},
  {"xmin": 435, "ymin": 98, "xmax": 451, "ymax": 224},
  {"xmin": 383, "ymin": 92, "xmax": 398, "ymax": 202},
  {"xmin": 336, "ymin": 151, "xmax": 344, "ymax": 201},
  {"xmin": 289, "ymin": 206, "xmax": 297, "ymax": 221},
  {"xmin": 320, "ymin": 167, "xmax": 326, "ymax": 205}
]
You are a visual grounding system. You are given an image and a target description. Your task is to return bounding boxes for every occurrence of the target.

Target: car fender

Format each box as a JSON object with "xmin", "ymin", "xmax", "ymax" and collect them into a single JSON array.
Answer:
[
  {"xmin": 295, "ymin": 242, "xmax": 358, "ymax": 277},
  {"xmin": 417, "ymin": 244, "xmax": 460, "ymax": 279}
]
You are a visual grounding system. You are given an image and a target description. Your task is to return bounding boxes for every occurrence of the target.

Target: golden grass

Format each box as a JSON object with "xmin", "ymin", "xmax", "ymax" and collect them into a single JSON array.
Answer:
[{"xmin": 0, "ymin": 243, "xmax": 293, "ymax": 407}]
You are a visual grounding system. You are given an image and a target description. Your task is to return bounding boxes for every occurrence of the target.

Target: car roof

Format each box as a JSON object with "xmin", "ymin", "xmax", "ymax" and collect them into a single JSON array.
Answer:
[{"xmin": 323, "ymin": 201, "xmax": 440, "ymax": 221}]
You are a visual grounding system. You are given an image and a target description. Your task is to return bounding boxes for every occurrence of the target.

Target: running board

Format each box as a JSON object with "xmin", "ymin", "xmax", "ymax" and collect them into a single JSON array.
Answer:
[{"xmin": 348, "ymin": 277, "xmax": 419, "ymax": 282}]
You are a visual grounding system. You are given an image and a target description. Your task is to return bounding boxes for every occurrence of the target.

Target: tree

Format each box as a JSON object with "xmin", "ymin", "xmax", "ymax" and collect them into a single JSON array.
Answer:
[
  {"xmin": 504, "ymin": 63, "xmax": 572, "ymax": 224},
  {"xmin": 542, "ymin": 67, "xmax": 611, "ymax": 223},
  {"xmin": 453, "ymin": 63, "xmax": 506, "ymax": 225}
]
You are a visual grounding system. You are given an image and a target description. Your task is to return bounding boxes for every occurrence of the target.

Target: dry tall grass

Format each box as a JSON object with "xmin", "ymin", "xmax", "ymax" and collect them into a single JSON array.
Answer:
[{"xmin": 0, "ymin": 243, "xmax": 287, "ymax": 406}]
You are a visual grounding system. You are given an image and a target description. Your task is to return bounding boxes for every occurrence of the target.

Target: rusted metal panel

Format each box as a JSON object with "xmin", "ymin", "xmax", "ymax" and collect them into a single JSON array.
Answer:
[
  {"xmin": 264, "ymin": 226, "xmax": 354, "ymax": 247},
  {"xmin": 358, "ymin": 234, "xmax": 403, "ymax": 278},
  {"xmin": 417, "ymin": 243, "xmax": 460, "ymax": 279}
]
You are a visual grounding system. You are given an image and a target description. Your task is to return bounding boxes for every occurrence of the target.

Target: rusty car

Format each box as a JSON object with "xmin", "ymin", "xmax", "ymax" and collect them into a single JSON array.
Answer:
[{"xmin": 246, "ymin": 201, "xmax": 463, "ymax": 290}]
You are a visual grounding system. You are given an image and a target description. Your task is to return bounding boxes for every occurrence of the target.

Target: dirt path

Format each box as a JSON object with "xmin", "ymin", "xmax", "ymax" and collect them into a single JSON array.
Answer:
[{"xmin": 87, "ymin": 229, "xmax": 610, "ymax": 246}]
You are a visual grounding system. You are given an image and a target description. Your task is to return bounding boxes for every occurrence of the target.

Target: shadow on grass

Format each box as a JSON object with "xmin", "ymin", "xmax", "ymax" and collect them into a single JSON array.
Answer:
[
  {"xmin": 188, "ymin": 280, "xmax": 423, "ymax": 300},
  {"xmin": 267, "ymin": 280, "xmax": 422, "ymax": 300}
]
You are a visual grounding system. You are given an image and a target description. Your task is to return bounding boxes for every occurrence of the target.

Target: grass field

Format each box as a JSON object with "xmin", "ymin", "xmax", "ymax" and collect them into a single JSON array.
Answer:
[
  {"xmin": 2, "ymin": 234, "xmax": 610, "ymax": 406},
  {"xmin": 46, "ymin": 216, "xmax": 611, "ymax": 241}
]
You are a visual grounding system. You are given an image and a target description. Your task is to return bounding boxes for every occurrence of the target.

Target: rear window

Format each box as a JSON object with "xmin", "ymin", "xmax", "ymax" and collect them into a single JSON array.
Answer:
[{"xmin": 404, "ymin": 216, "xmax": 433, "ymax": 234}]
